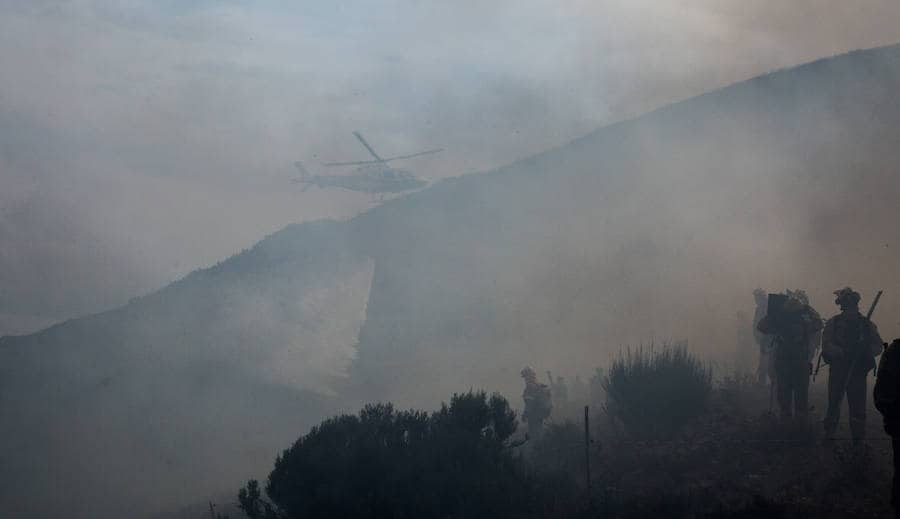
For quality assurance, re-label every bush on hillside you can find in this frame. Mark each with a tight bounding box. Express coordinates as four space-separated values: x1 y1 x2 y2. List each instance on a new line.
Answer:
238 391 539 519
603 343 712 439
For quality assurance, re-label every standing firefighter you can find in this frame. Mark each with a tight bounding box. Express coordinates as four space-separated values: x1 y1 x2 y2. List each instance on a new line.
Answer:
822 287 883 443
874 338 900 516
753 288 775 385
756 292 823 419
549 373 569 414
521 366 552 439
787 288 823 371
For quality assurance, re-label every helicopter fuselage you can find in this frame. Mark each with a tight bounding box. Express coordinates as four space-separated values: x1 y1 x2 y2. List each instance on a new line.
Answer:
309 166 427 193
295 131 439 194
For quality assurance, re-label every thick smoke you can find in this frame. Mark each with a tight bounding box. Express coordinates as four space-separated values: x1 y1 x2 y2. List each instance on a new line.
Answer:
3 2 900 518
2 1 900 336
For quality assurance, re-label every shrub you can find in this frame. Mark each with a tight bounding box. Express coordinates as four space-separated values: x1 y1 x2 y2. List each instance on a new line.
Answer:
603 342 712 439
531 421 584 471
241 390 538 519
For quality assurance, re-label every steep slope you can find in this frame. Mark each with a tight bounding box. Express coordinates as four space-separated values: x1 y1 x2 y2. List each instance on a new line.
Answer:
348 43 900 402
0 220 373 518
4 44 900 518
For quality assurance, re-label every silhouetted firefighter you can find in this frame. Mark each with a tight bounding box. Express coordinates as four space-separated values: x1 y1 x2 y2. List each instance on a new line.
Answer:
822 287 883 444
521 366 552 440
753 288 775 386
547 371 568 414
875 338 900 518
756 291 822 420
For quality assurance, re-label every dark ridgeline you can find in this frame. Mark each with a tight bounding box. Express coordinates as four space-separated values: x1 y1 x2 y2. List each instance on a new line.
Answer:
4 44 900 517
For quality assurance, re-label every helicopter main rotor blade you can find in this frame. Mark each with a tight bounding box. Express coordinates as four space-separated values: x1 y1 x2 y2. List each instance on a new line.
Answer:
353 131 384 161
381 148 444 162
322 159 383 167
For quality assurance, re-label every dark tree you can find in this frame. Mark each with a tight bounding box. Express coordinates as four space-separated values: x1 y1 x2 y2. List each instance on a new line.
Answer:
241 390 538 519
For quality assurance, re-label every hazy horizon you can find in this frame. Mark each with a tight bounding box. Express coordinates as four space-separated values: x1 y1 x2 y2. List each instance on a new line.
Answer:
7 4 900 518
4 1 900 336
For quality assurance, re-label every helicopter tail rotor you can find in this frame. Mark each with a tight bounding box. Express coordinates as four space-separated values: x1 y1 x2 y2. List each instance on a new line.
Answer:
292 162 318 191
294 161 312 180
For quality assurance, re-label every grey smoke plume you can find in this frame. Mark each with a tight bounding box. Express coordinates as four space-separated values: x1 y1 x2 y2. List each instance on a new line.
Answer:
4 3 900 518
2 1 900 335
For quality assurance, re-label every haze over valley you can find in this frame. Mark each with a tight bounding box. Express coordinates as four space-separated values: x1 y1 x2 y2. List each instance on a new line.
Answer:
3 2 900 518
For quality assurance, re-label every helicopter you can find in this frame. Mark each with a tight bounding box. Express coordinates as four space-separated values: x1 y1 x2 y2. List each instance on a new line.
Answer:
293 131 441 195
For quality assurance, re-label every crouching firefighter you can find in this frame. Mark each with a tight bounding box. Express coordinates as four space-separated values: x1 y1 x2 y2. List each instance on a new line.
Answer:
822 287 883 444
756 292 823 420
874 338 900 517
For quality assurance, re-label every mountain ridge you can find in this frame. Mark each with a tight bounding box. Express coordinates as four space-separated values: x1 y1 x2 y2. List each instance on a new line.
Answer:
4 42 900 518
4 43 899 348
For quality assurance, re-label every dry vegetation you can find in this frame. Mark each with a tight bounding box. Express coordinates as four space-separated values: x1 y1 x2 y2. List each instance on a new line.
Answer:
536 346 895 518
233 346 896 518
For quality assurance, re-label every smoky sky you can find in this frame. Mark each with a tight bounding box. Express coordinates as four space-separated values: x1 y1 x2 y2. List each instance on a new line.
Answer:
2 1 900 336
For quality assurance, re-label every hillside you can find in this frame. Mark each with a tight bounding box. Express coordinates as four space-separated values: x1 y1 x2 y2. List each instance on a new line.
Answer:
0 220 371 517
346 43 900 400
4 43 900 518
